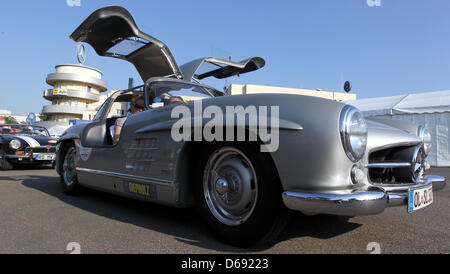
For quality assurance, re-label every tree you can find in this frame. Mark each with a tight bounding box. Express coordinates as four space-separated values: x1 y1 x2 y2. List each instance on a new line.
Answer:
4 116 18 124
38 113 49 121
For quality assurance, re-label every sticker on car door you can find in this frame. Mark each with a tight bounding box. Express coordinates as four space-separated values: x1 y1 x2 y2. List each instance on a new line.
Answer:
124 181 157 200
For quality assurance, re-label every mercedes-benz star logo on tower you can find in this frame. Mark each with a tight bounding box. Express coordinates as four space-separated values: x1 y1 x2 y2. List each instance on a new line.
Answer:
77 43 86 64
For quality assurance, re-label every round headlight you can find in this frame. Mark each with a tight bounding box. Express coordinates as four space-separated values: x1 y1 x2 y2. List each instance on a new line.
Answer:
418 125 431 156
340 105 368 162
9 139 21 150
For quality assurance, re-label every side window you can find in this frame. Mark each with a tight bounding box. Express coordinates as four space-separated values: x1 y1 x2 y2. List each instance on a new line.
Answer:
107 101 128 119
101 91 145 121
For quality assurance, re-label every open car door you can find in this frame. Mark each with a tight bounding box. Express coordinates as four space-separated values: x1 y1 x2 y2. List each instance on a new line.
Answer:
70 6 183 81
179 57 266 83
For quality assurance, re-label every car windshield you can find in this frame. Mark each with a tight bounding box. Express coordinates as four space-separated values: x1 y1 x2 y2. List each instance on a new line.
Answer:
0 125 50 137
148 81 221 108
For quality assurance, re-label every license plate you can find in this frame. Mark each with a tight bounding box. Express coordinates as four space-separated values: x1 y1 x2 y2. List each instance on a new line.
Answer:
35 153 55 161
408 184 433 213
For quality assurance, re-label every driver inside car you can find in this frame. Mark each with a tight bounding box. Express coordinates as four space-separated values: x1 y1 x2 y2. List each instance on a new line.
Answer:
112 94 145 145
159 92 184 105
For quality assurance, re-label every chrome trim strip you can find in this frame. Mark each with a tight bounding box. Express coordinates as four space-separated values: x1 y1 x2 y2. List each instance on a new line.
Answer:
368 141 422 154
366 162 411 168
75 167 173 186
127 147 159 151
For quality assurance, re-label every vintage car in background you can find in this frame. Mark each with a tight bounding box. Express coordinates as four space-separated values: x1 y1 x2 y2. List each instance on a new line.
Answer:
0 124 57 170
56 6 446 246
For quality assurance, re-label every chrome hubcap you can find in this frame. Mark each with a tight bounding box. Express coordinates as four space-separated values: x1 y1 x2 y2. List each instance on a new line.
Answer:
203 147 258 226
215 178 229 196
63 147 77 186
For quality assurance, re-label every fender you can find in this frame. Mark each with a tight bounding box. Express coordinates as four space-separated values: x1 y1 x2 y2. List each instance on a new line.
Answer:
56 134 80 175
57 133 80 145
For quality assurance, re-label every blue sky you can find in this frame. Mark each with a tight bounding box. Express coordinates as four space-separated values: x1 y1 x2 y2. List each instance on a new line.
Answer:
0 0 449 114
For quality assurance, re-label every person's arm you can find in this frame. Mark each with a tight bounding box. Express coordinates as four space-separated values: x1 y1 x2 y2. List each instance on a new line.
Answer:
113 125 122 145
113 117 126 145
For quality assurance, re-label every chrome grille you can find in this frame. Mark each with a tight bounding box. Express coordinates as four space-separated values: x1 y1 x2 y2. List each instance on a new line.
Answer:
25 146 56 153
368 145 425 185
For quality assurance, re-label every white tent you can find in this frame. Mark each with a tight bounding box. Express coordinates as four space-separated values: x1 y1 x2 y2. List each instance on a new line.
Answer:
347 90 450 167
36 121 70 138
46 125 69 137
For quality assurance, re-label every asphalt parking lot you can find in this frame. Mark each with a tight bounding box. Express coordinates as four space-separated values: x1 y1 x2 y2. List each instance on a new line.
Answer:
0 167 449 254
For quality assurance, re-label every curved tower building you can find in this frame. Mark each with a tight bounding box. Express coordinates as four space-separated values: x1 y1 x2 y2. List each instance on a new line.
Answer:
42 64 108 123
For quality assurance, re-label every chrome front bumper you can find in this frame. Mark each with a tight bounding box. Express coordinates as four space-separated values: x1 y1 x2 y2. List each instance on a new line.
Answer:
282 175 446 216
6 155 32 159
6 154 56 162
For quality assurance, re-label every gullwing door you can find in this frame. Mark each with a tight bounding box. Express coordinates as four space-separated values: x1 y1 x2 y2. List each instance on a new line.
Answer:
179 57 266 83
70 6 183 81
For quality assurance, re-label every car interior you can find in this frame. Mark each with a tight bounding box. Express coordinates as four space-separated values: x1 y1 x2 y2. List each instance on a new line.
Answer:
80 81 218 148
86 88 186 147
106 89 186 145
81 90 137 147
105 92 140 146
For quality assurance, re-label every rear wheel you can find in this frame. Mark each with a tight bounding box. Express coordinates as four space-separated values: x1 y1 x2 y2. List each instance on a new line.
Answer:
60 144 82 195
195 142 289 247
0 150 13 170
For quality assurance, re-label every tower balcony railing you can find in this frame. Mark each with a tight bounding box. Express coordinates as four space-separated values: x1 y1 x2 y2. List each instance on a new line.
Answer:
43 89 100 102
46 73 107 91
42 105 85 116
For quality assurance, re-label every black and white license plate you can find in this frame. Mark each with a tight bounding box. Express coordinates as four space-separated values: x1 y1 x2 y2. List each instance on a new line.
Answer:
35 153 55 161
408 184 433 213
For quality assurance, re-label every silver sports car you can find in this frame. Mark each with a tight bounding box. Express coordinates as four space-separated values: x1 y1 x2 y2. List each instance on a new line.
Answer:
56 6 446 246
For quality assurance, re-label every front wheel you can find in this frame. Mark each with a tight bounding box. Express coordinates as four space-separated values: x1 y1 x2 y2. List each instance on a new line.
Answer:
60 144 82 195
195 143 289 247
